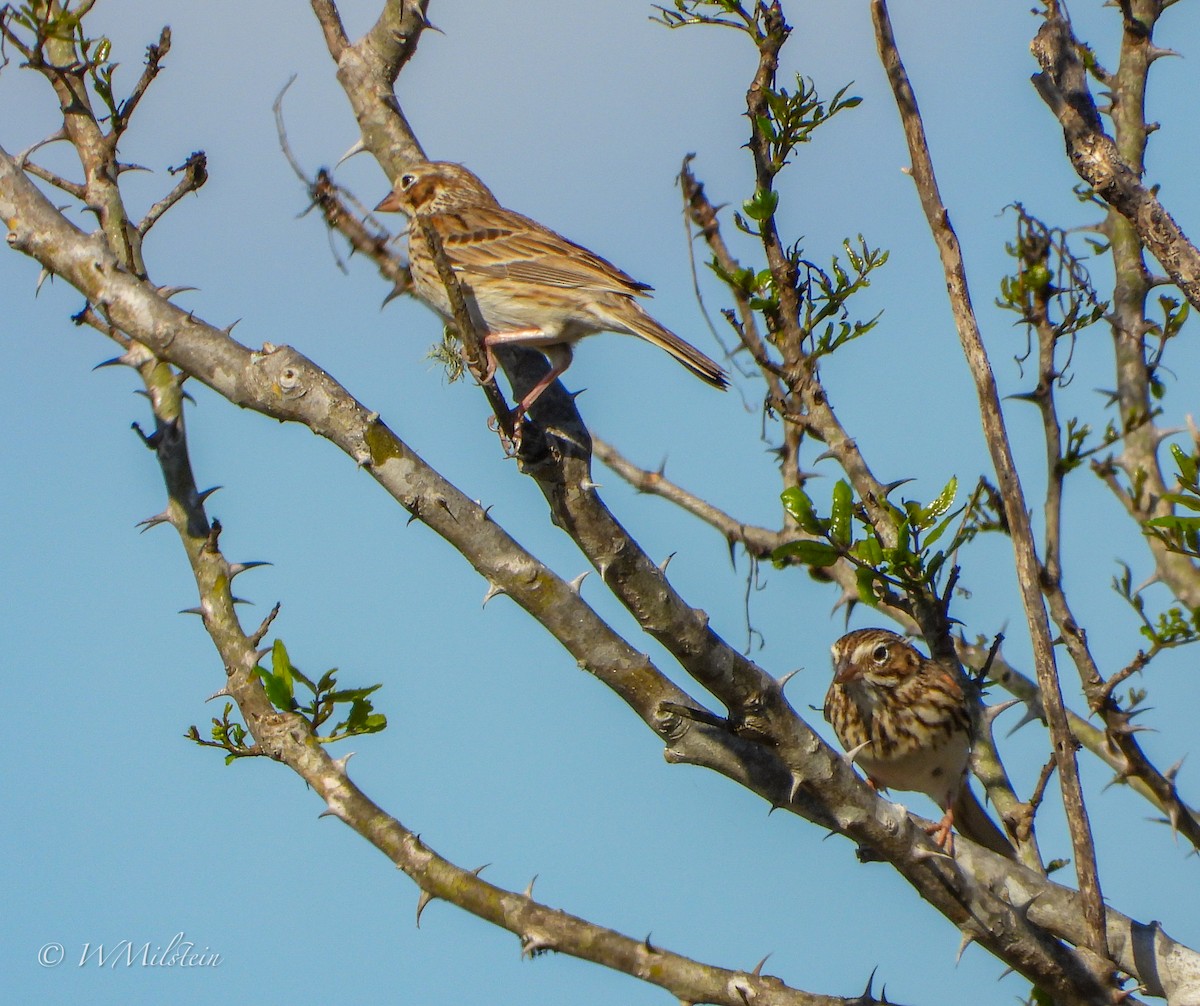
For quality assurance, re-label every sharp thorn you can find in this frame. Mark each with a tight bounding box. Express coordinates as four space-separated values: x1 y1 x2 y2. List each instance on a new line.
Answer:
567 571 589 595
659 552 676 573
381 284 408 308
955 931 975 965
415 889 436 928
137 512 172 532
157 285 198 300
229 560 272 578
912 845 954 864
335 138 367 168
861 966 879 1001
179 606 205 616
777 668 801 691
1006 704 1043 737
523 874 538 899
197 486 222 503
470 863 490 876
751 953 771 976
204 688 232 702
482 583 507 607
35 267 51 296
332 751 356 772
844 739 872 765
981 698 1021 725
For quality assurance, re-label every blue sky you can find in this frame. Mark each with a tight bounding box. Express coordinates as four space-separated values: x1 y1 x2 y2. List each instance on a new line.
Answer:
3 2 1199 1004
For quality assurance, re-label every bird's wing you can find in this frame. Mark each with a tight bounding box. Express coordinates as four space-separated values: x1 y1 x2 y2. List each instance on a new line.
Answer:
430 206 653 297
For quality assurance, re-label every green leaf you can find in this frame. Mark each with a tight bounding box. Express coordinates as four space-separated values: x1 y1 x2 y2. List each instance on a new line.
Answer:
850 535 883 565
742 187 779 222
829 480 853 546
917 476 957 530
772 540 840 567
1162 493 1200 513
855 566 879 606
270 639 294 695
923 507 962 549
1146 515 1200 530
1170 443 1198 487
780 486 823 534
253 666 296 711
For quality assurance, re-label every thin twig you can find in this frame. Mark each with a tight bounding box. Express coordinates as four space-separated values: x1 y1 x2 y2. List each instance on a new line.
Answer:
138 151 207 235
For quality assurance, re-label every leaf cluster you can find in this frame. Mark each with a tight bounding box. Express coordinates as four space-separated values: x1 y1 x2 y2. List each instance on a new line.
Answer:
1143 444 1200 561
253 639 388 743
772 475 963 607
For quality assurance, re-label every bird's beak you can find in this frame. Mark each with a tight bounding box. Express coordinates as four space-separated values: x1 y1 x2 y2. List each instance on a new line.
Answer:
374 190 403 213
833 652 860 685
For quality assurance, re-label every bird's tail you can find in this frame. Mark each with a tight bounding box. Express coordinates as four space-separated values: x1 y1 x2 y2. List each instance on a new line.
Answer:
952 785 1016 859
606 302 729 390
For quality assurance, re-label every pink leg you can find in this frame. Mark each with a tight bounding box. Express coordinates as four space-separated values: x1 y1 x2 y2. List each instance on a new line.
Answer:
927 808 956 855
475 327 544 387
514 342 573 419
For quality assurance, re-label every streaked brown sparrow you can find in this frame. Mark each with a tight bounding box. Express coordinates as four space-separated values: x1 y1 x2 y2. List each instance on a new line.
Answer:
824 628 1014 858
374 161 729 416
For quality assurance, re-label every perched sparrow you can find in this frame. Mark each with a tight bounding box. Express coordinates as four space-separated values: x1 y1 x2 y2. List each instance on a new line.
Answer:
824 628 1014 858
374 161 729 416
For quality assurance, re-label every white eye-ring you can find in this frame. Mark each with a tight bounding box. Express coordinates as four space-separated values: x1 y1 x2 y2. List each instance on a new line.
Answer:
871 644 889 663
400 173 416 189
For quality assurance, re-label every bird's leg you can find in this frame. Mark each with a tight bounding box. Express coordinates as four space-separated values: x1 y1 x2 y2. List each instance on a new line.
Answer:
478 328 550 405
927 808 956 855
503 341 573 423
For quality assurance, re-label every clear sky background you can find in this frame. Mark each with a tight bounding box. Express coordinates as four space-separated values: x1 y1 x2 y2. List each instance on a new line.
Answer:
3 2 1199 1004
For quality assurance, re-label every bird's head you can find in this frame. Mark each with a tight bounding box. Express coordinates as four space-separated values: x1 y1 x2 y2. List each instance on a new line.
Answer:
374 161 497 217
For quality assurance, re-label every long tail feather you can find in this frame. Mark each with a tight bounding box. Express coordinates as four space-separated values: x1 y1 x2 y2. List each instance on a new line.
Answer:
606 303 729 390
952 786 1016 859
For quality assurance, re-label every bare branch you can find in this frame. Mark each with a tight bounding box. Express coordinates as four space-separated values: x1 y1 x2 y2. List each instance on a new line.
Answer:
138 151 207 235
1030 7 1200 312
871 0 1110 969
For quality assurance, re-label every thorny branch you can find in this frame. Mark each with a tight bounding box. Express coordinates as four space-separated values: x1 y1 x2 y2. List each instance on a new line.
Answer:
6 0 1200 1002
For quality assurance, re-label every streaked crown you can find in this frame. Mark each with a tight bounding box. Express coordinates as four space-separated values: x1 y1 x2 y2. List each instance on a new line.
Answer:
831 628 923 688
379 161 499 217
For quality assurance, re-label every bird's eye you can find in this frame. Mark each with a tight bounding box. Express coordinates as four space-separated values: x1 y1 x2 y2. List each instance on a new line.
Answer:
871 644 889 663
400 173 416 189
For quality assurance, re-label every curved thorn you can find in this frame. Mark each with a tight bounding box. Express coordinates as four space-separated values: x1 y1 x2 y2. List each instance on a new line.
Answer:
776 668 801 691
567 571 590 595
415 889 435 928
137 512 172 532
482 583 507 607
335 138 367 168
981 698 1021 725
229 560 272 578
